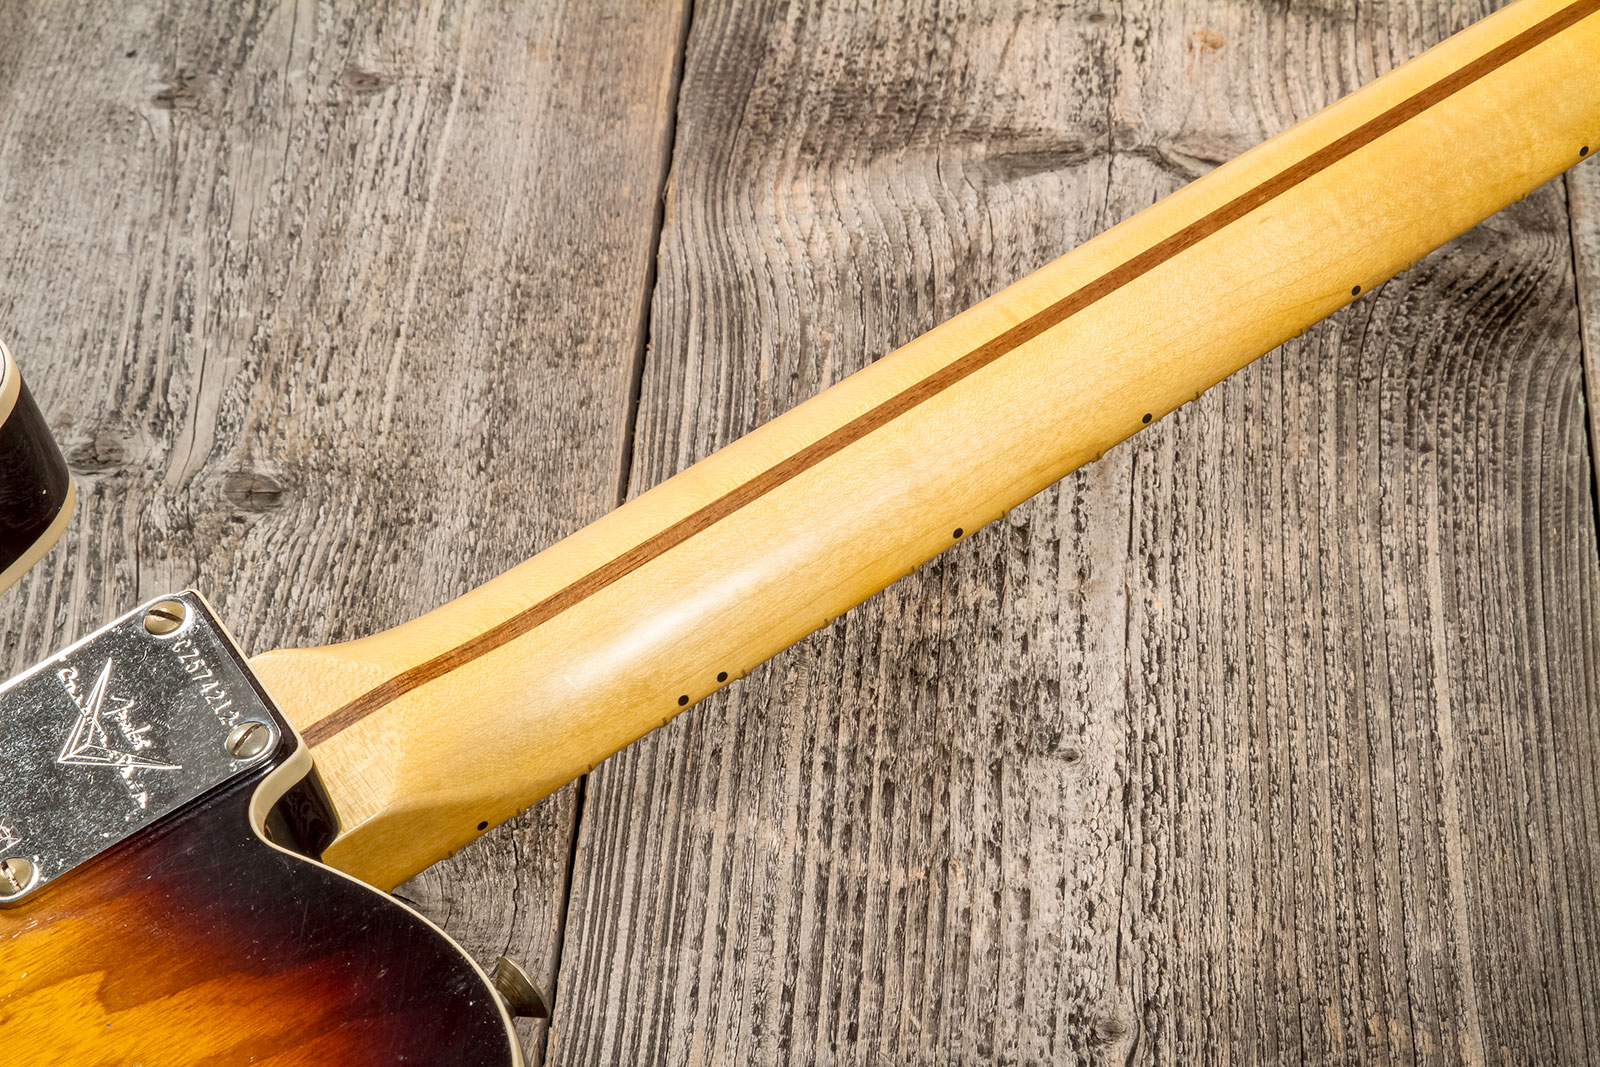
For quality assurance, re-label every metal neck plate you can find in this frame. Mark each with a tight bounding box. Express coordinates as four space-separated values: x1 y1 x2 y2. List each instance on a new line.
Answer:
0 592 286 905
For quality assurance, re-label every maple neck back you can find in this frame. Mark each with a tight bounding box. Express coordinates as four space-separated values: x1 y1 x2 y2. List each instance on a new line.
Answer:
251 0 1600 892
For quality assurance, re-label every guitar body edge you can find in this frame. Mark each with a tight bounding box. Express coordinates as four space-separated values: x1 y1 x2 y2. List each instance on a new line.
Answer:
0 341 73 594
0 741 523 1067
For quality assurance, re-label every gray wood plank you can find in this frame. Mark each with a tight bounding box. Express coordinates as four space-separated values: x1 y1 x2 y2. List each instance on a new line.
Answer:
0 2 686 1061
555 2 1600 1064
1572 161 1600 513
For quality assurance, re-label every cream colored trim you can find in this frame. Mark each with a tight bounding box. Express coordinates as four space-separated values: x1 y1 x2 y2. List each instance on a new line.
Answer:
0 341 19 425
0 480 74 595
228 589 523 1065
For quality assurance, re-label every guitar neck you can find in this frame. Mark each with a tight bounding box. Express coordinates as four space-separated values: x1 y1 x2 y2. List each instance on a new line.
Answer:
251 0 1600 891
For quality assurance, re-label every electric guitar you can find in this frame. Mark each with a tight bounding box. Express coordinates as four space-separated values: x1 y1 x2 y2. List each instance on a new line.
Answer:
3 0 1598 1062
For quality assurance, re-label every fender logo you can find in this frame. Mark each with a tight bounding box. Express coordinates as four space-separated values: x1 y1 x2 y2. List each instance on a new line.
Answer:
57 659 180 809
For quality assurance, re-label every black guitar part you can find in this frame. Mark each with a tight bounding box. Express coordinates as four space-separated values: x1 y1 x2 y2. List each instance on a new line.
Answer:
0 341 72 592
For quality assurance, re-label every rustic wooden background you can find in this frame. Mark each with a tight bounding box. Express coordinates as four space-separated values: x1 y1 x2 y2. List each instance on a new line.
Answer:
2 2 1598 1064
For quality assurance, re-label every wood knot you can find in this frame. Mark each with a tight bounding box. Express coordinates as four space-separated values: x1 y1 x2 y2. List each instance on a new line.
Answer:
65 429 132 474
151 71 200 111
222 470 288 512
341 65 393 95
1089 1010 1130 1046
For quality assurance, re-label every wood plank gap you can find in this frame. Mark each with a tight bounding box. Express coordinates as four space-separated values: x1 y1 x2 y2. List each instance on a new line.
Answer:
1567 163 1600 561
546 1 700 1051
614 0 700 511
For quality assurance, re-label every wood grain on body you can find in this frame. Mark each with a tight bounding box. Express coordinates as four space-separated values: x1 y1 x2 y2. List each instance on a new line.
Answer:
250 0 1600 898
0 3 687 1060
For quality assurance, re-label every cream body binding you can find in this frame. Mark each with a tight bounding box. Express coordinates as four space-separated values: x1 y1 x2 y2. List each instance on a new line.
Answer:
0 343 19 423
248 0 1600 891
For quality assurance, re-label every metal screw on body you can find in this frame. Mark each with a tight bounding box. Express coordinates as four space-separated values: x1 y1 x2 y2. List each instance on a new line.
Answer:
225 721 274 762
144 600 188 636
0 857 35 898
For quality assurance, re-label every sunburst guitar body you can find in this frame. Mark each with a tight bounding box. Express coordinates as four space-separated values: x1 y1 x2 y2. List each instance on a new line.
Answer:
0 593 522 1065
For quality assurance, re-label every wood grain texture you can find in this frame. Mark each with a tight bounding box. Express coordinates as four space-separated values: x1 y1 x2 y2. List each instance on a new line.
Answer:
0 2 685 1062
553 2 1600 1065
1572 161 1600 508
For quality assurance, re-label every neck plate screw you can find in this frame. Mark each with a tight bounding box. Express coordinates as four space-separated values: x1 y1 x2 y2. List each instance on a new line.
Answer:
225 721 274 762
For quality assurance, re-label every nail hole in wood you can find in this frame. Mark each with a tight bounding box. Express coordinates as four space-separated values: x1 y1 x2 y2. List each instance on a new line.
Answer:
477 821 488 831
717 671 728 683
1141 412 1152 424
678 694 689 706
1351 284 1362 296
952 528 964 539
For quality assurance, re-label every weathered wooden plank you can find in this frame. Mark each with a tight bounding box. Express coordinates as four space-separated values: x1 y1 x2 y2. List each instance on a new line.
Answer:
555 2 1600 1064
1572 162 1600 511
0 2 685 1061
